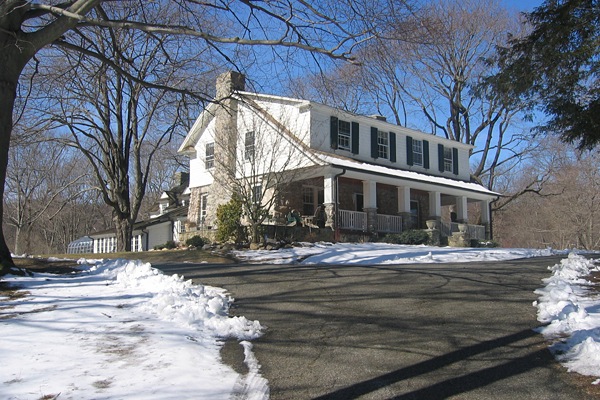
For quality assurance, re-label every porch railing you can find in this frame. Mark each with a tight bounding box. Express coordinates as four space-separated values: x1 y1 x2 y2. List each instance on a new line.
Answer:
377 214 403 233
338 210 367 231
441 222 486 240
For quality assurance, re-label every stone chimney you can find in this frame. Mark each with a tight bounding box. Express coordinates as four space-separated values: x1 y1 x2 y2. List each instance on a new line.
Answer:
216 71 245 100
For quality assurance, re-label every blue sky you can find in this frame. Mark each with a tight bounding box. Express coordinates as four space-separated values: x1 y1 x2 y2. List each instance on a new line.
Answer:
502 0 544 12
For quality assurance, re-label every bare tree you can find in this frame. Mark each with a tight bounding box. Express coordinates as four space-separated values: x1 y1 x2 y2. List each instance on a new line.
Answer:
0 0 371 273
494 138 600 250
3 138 88 254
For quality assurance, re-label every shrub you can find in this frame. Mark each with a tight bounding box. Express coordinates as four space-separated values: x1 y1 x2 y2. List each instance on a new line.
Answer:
165 240 177 249
185 235 207 248
384 230 430 245
216 194 246 243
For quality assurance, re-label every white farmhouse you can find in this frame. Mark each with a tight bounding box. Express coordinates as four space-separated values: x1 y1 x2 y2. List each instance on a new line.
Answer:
179 71 498 244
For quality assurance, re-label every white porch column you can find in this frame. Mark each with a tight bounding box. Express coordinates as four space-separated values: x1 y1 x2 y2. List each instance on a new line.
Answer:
324 174 335 229
397 186 411 214
428 191 441 219
398 186 412 230
456 196 468 223
363 180 377 209
480 200 490 224
480 199 491 240
324 174 335 204
363 180 377 233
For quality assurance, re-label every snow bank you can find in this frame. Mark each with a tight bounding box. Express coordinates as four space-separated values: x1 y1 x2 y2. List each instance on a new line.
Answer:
0 258 266 400
534 253 600 383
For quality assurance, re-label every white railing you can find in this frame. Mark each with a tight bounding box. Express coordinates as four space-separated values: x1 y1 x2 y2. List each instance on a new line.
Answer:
440 221 486 240
338 210 367 231
377 214 403 233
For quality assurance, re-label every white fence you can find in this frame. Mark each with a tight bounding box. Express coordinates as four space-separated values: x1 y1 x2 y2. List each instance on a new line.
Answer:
377 214 403 233
338 210 367 231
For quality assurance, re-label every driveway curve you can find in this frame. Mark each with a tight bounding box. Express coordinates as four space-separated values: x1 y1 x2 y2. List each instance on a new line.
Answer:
155 256 599 400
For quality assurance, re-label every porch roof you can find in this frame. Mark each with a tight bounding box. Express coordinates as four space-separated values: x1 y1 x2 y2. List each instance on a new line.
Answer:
315 153 499 200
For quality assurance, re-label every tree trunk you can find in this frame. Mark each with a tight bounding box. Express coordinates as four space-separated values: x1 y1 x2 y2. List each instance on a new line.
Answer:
0 77 18 274
114 216 133 252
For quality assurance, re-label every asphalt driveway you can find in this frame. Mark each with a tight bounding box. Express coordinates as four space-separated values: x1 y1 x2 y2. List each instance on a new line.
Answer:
155 256 599 399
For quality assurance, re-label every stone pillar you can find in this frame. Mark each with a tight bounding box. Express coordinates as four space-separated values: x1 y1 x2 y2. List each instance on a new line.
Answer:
363 180 377 233
324 203 335 230
397 186 412 230
456 196 468 223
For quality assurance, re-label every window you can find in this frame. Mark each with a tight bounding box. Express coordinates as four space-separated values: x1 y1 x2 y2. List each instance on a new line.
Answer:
377 130 389 159
252 185 262 204
413 140 423 166
302 186 314 215
200 194 208 223
205 142 214 169
338 120 351 151
444 147 453 172
244 131 255 161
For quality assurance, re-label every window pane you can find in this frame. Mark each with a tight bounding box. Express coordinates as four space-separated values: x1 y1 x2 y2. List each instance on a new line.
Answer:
338 120 351 150
205 142 215 169
378 131 388 159
444 147 452 172
245 131 255 161
413 140 423 166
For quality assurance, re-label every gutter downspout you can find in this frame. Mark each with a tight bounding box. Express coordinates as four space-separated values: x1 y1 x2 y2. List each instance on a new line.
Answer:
333 168 346 242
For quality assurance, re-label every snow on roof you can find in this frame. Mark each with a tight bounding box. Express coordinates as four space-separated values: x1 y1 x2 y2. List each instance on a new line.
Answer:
315 152 499 198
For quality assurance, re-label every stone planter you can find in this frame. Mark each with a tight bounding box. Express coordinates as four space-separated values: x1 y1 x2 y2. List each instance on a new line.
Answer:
458 223 468 233
426 219 438 230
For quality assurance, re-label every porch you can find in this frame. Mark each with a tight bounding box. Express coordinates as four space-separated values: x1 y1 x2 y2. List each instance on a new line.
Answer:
281 168 495 242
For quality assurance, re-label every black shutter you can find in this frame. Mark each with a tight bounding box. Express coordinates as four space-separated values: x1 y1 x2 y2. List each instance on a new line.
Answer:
423 140 430 169
406 136 413 166
389 132 396 162
371 127 378 158
438 144 445 172
453 147 459 175
351 122 360 154
330 116 338 149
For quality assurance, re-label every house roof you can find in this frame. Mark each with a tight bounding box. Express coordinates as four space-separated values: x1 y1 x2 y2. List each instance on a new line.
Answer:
89 206 188 238
313 151 498 199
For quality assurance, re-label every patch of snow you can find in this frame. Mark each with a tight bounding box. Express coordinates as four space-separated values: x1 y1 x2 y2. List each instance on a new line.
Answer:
534 253 600 381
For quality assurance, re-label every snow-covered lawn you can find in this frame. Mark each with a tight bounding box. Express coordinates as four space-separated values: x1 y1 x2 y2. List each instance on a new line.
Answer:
1 258 266 400
1 243 599 399
233 242 561 264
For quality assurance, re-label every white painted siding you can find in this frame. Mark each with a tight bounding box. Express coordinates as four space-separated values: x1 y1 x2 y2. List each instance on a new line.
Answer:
308 105 473 182
189 118 216 188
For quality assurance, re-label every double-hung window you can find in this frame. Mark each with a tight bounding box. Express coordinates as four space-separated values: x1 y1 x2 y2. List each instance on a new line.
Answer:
444 147 453 172
377 130 389 159
338 120 351 151
244 131 255 161
205 142 215 169
413 140 423 166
